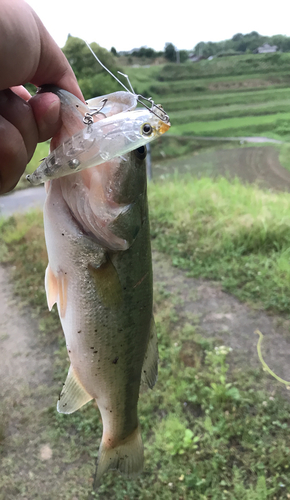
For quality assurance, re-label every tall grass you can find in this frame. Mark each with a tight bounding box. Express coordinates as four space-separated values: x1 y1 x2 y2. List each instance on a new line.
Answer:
1 208 290 499
149 175 290 312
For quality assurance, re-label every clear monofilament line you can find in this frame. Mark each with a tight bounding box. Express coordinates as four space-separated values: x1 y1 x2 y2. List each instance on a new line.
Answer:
84 41 170 124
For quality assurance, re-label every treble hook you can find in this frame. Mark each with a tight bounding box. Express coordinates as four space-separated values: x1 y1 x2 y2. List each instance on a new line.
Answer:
83 98 108 125
117 71 170 123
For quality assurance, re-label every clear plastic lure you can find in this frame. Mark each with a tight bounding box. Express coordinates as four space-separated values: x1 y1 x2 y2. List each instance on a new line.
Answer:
26 108 170 186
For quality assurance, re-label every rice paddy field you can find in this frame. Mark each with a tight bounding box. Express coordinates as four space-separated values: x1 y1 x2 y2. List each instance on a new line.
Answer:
126 52 290 142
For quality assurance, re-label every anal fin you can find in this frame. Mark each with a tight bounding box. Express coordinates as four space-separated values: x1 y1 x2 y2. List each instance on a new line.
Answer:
57 365 93 414
141 316 158 389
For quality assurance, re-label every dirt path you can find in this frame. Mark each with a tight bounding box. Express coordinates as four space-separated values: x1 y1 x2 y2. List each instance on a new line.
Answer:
153 252 290 391
0 186 46 218
0 265 58 500
0 266 53 392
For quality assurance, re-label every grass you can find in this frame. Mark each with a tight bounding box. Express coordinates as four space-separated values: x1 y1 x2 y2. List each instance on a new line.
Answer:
1 176 290 497
15 142 50 190
170 101 290 126
279 144 290 173
169 112 290 139
157 53 290 80
149 175 290 314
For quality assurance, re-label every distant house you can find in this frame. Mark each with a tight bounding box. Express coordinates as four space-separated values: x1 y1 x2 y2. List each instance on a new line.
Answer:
189 54 204 62
254 43 278 54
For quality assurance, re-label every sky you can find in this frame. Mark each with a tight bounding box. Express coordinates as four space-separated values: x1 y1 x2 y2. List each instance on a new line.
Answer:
26 0 290 53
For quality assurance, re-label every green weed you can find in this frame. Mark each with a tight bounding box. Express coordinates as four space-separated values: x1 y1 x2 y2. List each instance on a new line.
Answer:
1 210 290 498
149 175 290 313
279 143 290 173
14 142 50 190
169 111 290 140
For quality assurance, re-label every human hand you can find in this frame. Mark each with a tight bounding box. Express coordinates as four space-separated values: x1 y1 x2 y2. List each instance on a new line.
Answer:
0 0 84 194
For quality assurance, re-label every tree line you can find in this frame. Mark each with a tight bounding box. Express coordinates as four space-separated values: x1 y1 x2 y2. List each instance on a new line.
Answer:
61 38 188 98
193 32 290 58
59 34 290 100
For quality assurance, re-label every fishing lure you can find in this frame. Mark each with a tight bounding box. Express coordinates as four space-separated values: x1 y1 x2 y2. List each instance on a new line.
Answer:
26 106 170 185
26 45 170 186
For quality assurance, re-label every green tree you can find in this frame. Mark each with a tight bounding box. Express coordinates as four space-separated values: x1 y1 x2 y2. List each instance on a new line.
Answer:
164 42 176 62
62 36 121 99
179 50 188 62
232 33 243 42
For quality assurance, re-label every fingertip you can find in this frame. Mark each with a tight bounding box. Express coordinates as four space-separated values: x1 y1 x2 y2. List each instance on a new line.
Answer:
10 85 32 101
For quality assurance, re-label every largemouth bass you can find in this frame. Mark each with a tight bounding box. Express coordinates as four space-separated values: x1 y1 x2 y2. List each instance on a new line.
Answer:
43 87 170 483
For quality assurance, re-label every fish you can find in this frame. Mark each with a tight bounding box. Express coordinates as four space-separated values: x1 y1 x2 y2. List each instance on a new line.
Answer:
26 88 169 185
42 86 170 484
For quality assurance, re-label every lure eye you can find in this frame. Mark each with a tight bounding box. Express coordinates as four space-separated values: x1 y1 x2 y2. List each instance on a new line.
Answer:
142 123 153 136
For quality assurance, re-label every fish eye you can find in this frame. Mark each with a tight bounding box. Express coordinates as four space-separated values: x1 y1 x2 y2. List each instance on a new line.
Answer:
142 123 153 136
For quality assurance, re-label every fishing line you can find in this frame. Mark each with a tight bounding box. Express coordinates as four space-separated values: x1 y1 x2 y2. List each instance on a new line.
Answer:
84 41 170 124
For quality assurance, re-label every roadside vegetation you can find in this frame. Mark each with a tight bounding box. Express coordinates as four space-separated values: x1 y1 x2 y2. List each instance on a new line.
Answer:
1 173 290 498
149 175 290 314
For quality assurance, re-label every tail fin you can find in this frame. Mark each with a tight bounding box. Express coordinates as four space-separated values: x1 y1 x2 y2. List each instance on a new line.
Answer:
93 425 144 487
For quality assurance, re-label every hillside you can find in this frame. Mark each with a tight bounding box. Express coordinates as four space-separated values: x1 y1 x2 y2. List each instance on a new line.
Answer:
125 53 290 143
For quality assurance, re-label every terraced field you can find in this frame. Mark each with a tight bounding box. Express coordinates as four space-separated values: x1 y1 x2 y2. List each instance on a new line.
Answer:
126 53 290 143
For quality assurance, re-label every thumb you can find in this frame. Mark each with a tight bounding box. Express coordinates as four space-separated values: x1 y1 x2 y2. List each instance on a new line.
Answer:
29 92 61 143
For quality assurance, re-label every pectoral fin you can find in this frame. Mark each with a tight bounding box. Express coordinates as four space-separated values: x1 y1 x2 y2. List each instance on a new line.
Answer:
45 264 68 318
45 264 58 311
141 316 158 389
57 365 93 414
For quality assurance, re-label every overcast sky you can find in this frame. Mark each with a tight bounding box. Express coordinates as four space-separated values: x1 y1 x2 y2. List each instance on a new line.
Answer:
26 0 290 52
